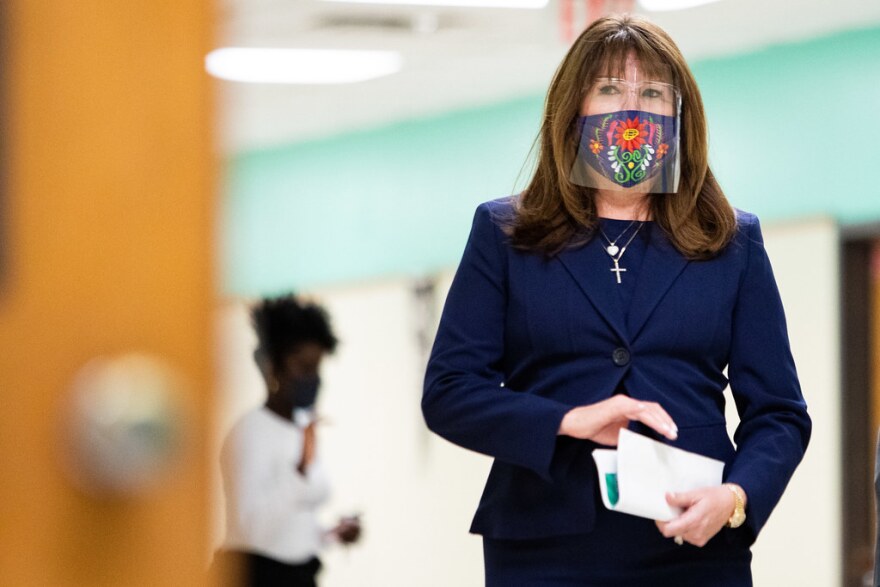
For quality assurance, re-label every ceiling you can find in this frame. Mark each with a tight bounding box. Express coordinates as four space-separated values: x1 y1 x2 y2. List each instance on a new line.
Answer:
213 0 880 153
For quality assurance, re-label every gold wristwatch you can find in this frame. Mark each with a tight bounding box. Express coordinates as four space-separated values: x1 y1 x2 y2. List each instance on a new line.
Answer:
724 483 746 528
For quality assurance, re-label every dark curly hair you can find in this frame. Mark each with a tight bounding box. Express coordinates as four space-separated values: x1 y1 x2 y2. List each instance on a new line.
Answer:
250 293 338 370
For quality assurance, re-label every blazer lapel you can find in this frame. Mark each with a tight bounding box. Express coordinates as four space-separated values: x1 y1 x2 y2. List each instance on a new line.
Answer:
627 226 689 341
557 237 628 343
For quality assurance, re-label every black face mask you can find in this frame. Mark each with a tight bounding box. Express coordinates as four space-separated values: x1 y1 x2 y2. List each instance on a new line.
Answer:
279 375 320 409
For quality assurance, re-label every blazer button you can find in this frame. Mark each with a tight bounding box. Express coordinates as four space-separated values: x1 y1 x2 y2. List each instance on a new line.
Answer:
612 348 630 366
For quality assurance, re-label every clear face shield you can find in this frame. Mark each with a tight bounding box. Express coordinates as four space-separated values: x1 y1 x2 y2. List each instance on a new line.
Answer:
570 75 683 194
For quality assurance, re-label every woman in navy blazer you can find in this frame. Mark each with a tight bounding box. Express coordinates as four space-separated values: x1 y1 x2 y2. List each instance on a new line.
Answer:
422 14 810 587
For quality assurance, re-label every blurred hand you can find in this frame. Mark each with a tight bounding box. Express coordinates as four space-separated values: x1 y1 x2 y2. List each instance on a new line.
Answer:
558 395 677 445
297 422 316 475
330 515 361 545
655 485 742 547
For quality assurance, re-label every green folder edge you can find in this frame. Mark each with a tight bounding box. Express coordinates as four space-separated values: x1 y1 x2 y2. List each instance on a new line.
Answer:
605 473 619 506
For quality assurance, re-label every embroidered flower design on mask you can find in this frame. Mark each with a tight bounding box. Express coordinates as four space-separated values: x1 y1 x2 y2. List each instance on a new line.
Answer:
575 110 677 190
613 116 648 153
657 143 669 160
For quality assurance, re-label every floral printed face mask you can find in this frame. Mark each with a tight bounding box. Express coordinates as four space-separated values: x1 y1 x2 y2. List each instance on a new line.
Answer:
572 110 679 193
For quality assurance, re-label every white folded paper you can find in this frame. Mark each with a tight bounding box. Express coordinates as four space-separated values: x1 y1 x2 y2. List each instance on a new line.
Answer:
592 428 725 521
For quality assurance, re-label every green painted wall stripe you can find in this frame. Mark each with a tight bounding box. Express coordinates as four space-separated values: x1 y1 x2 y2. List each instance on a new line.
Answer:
694 25 880 225
224 97 544 294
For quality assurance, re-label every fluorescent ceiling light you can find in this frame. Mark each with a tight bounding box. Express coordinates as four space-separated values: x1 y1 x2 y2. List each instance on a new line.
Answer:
639 0 721 10
321 0 547 8
205 48 403 84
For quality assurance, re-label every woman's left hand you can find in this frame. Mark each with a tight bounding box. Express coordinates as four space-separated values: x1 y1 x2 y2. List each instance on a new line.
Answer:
655 486 737 547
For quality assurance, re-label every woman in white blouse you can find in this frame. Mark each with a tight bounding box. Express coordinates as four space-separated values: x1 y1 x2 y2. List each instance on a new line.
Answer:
217 294 360 587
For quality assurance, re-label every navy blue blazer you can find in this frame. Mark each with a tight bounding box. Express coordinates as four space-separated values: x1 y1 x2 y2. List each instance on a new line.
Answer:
422 197 811 547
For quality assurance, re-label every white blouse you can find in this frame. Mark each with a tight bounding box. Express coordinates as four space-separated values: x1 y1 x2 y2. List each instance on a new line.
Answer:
220 406 331 564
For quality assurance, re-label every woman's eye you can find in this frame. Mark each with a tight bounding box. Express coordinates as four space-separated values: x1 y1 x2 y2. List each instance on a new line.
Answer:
642 85 675 101
597 85 621 95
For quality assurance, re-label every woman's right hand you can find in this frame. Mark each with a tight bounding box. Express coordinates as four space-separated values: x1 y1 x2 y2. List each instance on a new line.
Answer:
558 395 677 445
296 422 316 475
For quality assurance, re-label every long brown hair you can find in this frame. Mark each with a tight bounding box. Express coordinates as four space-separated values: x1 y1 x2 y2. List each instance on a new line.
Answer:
508 14 736 259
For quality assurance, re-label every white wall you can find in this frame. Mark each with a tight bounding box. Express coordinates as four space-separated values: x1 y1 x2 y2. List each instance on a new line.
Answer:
213 218 841 586
741 217 841 586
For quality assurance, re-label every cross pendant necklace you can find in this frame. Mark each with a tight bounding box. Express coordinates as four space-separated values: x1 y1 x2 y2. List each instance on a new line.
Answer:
599 221 645 284
610 258 626 284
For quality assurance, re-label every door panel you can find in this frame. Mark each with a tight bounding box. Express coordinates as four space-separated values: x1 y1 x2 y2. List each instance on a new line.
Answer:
0 2 215 585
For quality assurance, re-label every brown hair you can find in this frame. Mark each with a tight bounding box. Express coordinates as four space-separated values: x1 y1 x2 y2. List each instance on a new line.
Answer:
507 14 736 259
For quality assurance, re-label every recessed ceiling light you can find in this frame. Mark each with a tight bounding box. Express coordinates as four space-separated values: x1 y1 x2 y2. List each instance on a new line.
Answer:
205 48 403 85
322 0 548 8
639 0 722 10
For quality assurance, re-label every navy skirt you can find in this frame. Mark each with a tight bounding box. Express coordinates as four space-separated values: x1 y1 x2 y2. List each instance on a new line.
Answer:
483 499 752 587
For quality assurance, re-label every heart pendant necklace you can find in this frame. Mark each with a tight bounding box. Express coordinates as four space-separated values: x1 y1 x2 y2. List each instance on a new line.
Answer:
599 219 637 258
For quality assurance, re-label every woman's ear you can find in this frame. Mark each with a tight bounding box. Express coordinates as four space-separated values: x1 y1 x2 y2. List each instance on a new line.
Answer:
267 376 280 393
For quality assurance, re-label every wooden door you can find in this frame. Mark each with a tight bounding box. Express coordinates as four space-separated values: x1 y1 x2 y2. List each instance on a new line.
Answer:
841 229 880 586
0 2 217 585
871 241 880 440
